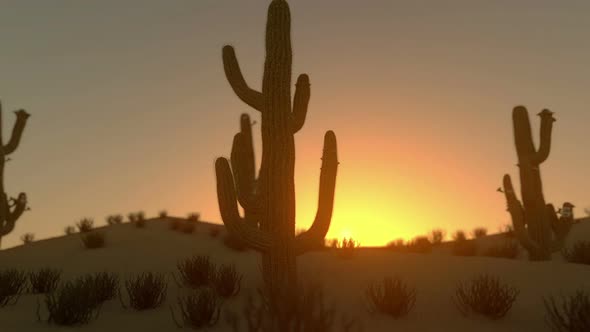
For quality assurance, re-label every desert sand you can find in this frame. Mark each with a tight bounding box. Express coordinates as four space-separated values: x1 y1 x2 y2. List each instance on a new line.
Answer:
0 216 589 332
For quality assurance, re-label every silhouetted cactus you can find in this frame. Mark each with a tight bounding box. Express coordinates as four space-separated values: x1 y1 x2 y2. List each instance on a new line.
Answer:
0 105 30 248
502 106 573 260
216 0 339 302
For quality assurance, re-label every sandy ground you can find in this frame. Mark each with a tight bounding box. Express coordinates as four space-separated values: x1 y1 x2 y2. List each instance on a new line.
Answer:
0 217 589 331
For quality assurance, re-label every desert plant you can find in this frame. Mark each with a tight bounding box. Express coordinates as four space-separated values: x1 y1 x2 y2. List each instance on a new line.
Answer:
215 0 339 307
0 269 27 307
169 218 182 230
501 224 515 238
127 212 137 223
544 290 590 332
159 210 168 218
106 214 123 225
176 256 216 289
171 288 221 329
501 107 573 260
335 238 360 259
121 272 167 311
484 240 520 259
28 268 62 294
452 230 468 242
386 239 406 252
187 213 200 222
365 276 416 318
20 232 34 244
89 272 119 304
0 107 30 249
406 236 432 253
39 276 101 325
182 220 196 234
212 264 242 298
562 241 590 265
81 232 105 249
64 225 76 235
453 274 519 319
135 211 146 228
76 218 94 233
472 227 488 239
429 229 446 245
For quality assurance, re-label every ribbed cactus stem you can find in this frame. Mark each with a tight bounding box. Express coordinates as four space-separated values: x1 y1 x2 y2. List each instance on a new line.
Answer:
502 106 570 260
216 0 339 297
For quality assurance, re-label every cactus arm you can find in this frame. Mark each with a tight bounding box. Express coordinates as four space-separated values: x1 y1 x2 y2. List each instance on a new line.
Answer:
546 204 571 252
503 174 539 253
4 110 30 155
291 74 310 133
533 109 555 165
512 106 536 160
295 131 338 253
216 158 271 251
222 46 264 112
230 114 259 211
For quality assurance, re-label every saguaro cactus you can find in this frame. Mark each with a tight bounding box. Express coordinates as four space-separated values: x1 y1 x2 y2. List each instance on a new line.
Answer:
0 103 30 248
502 106 571 260
216 0 339 298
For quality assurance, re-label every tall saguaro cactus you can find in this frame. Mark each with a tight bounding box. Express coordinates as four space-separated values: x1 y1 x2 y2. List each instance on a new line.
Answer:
216 0 339 298
502 106 571 260
0 103 30 248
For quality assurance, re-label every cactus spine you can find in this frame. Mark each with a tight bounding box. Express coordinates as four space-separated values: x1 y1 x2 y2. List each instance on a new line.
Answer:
0 103 30 248
216 0 339 297
502 106 571 260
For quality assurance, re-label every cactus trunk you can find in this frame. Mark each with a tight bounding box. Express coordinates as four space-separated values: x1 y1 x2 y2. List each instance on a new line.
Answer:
216 0 338 301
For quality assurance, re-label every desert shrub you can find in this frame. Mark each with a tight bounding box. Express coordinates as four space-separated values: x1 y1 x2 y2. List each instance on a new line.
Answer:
29 268 62 294
122 272 167 310
484 240 520 259
544 290 590 332
170 219 182 230
176 256 216 289
452 230 468 242
562 241 590 265
171 288 221 329
76 218 94 233
472 227 488 239
212 264 242 298
134 211 146 228
429 229 446 245
226 281 361 332
64 225 76 235
81 232 105 249
20 232 35 244
89 272 119 304
40 278 100 325
187 213 201 222
0 269 27 307
365 276 416 318
127 212 137 223
209 226 221 238
182 220 196 234
452 239 478 257
335 238 360 259
159 210 168 218
453 274 519 319
106 214 123 225
386 239 406 252
223 235 249 252
406 236 432 253
501 224 515 238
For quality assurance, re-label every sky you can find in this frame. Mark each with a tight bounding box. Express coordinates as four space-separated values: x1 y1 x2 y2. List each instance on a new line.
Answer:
0 0 588 249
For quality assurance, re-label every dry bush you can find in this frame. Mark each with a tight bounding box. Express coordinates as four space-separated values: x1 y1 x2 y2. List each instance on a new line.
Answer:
0 269 27 307
176 256 216 289
472 227 488 239
182 220 196 234
89 272 119 304
106 214 123 226
335 238 360 259
484 240 520 259
223 235 249 252
429 229 446 245
81 232 105 249
64 226 76 235
171 288 221 329
20 233 35 244
121 272 167 311
453 274 519 319
544 290 590 332
29 268 62 294
562 241 590 265
76 218 94 233
187 213 201 222
212 264 242 298
39 276 101 326
452 230 468 242
406 236 432 253
501 224 515 238
386 239 406 252
127 212 137 223
159 210 168 218
365 276 416 318
226 281 361 332
135 211 146 228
